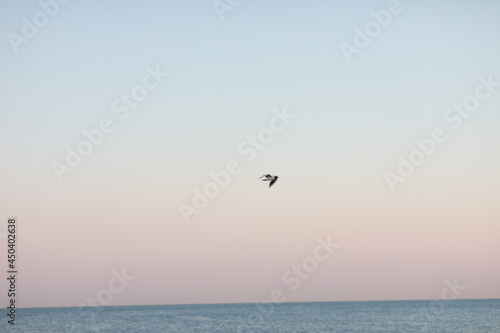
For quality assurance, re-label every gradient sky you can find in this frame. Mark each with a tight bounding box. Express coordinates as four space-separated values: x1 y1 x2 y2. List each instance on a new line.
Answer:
1 0 499 308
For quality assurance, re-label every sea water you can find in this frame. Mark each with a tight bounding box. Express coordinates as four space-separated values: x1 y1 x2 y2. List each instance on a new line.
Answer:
1 299 499 332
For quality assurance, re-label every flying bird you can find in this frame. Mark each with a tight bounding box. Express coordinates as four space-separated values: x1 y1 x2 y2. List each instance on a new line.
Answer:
258 174 279 188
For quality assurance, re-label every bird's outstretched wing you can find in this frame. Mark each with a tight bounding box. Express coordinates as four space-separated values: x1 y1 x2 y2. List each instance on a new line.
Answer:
258 174 271 180
269 178 278 188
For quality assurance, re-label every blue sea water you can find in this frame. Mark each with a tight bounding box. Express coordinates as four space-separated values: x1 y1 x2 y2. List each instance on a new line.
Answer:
1 299 499 333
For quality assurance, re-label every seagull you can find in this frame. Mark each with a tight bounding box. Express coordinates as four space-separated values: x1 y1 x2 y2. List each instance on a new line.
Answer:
258 174 279 188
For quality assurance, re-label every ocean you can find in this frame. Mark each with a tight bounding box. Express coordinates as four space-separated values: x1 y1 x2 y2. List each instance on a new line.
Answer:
1 299 499 332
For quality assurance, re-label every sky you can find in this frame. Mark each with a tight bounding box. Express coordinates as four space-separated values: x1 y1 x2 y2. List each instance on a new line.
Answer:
0 0 499 309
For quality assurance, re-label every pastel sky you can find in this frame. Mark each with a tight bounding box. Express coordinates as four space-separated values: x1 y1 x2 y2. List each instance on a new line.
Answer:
0 0 499 308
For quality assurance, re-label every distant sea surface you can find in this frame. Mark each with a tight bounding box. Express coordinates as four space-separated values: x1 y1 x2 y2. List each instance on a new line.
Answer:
1 299 499 332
